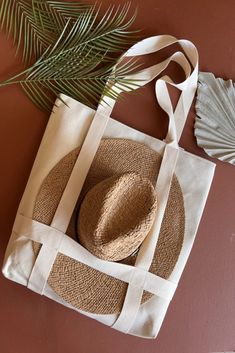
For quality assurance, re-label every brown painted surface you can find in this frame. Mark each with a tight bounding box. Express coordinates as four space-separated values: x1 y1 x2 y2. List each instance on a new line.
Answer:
0 1 235 352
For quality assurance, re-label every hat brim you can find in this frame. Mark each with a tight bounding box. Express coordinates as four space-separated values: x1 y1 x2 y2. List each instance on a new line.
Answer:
33 139 185 314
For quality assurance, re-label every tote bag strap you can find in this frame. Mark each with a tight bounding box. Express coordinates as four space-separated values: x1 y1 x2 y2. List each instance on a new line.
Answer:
120 36 198 145
111 38 199 333
50 35 199 232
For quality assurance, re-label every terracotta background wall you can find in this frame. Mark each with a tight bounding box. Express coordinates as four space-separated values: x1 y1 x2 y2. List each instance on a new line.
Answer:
0 1 235 353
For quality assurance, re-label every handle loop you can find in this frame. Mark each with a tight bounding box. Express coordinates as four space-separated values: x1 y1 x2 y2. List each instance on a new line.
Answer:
100 35 198 145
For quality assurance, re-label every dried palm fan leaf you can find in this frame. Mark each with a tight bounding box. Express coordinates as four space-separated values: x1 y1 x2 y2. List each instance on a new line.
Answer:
195 72 235 164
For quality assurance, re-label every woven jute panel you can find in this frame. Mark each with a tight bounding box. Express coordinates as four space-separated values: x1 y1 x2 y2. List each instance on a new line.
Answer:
33 138 185 315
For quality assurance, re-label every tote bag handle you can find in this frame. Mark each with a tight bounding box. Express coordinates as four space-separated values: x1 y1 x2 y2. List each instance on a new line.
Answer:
100 34 198 145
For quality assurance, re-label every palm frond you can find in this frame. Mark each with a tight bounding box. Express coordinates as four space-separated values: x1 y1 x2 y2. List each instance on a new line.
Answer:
72 3 139 54
0 0 138 64
0 0 92 63
0 1 140 111
46 1 93 21
0 17 140 112
31 0 92 34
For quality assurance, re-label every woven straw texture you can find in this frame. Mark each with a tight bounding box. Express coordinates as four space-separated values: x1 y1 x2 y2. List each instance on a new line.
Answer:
78 172 158 261
33 139 185 315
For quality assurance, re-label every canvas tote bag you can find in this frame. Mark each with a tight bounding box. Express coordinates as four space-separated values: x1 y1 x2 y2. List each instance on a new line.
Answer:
2 35 215 339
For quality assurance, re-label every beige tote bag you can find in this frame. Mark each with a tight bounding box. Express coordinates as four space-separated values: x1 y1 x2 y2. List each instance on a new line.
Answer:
2 35 215 339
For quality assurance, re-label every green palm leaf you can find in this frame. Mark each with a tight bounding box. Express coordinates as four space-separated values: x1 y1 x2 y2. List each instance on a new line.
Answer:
0 0 92 63
0 0 138 64
0 16 140 112
0 1 140 111
31 0 93 35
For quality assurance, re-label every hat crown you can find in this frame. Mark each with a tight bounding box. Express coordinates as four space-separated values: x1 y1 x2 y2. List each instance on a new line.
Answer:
78 172 158 261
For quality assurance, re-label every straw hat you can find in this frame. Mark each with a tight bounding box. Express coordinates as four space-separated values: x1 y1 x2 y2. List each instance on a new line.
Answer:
33 138 185 314
78 172 158 261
